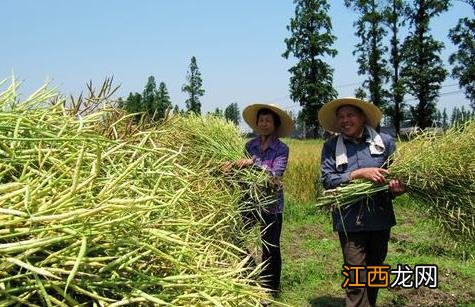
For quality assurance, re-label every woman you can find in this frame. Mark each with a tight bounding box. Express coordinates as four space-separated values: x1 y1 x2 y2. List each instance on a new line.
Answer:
229 103 293 298
318 98 405 307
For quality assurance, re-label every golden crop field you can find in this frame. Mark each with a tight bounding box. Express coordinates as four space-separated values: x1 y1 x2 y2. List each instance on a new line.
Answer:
282 138 324 204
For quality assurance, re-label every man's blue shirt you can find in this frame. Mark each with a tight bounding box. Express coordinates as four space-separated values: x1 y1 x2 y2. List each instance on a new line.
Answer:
320 130 397 232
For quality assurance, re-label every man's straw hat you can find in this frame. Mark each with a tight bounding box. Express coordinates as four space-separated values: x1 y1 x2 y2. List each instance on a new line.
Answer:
317 97 383 133
243 103 294 137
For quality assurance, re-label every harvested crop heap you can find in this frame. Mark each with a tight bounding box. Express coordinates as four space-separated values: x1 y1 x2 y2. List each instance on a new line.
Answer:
0 79 270 306
317 121 475 242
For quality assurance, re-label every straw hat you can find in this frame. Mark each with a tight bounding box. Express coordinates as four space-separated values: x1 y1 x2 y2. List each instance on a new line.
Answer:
317 97 383 133
243 103 294 137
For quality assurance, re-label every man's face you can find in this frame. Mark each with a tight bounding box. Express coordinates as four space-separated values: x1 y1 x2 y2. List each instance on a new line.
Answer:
336 106 366 138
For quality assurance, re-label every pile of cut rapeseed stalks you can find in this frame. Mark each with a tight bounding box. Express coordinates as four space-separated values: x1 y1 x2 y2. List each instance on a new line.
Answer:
0 78 274 306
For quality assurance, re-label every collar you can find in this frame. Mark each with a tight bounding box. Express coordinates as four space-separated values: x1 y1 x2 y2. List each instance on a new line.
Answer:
341 127 369 144
249 136 280 151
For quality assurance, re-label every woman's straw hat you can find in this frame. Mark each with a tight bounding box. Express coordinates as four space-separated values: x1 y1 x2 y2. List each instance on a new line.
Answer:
317 97 383 133
243 103 294 137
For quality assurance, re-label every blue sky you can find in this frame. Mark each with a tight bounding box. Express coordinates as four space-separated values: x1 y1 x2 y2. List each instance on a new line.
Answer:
2 0 473 126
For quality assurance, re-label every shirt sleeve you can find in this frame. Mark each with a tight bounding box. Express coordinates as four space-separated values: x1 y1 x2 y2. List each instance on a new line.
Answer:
320 140 352 189
252 144 289 177
245 140 252 156
269 145 289 177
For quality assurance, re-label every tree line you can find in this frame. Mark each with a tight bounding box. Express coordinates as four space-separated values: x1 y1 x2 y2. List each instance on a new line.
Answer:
284 0 475 137
118 56 241 125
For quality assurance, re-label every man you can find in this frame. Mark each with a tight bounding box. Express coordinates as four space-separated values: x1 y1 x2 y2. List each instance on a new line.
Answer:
319 97 405 307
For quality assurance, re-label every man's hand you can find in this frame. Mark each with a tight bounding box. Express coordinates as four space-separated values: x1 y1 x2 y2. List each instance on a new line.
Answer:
351 167 389 184
389 179 406 195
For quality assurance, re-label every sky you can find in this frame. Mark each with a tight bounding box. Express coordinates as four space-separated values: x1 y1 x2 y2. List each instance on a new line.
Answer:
2 0 473 130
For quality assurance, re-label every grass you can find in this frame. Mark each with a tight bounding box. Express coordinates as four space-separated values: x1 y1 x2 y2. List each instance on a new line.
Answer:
278 197 475 306
277 139 475 306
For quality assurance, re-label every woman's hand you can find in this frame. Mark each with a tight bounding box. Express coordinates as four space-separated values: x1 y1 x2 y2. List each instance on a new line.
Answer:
220 162 233 173
234 158 254 168
269 176 283 189
220 159 253 173
389 179 406 195
351 167 389 184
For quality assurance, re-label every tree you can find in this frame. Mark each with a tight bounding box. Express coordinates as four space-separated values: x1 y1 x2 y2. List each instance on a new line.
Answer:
142 76 158 120
293 110 307 138
449 0 475 110
213 107 224 118
461 105 469 122
156 82 172 120
173 105 180 114
451 106 461 126
449 106 473 126
435 109 442 126
119 76 170 121
224 103 240 125
182 56 205 114
283 0 338 137
354 87 367 100
124 92 143 121
442 107 448 129
401 0 450 129
383 0 407 136
117 97 125 109
345 0 390 109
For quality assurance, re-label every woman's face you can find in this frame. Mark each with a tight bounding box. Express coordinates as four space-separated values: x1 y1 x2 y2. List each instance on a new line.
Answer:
257 113 276 136
336 106 366 138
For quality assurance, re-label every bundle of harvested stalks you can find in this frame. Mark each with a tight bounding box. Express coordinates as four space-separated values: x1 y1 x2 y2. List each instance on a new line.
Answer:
159 114 272 209
316 122 475 241
0 78 274 306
